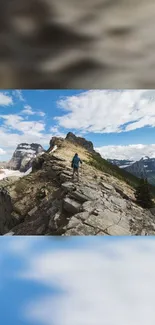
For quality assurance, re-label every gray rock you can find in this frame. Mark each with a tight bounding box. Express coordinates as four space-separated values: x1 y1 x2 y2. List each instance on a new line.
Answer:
69 191 89 203
72 211 90 221
28 206 38 217
106 224 131 235
150 208 155 216
82 200 96 213
80 186 102 201
109 196 127 210
100 182 115 192
86 209 122 232
47 205 59 217
63 197 81 214
36 224 46 235
66 216 81 229
114 185 131 200
60 173 72 182
64 224 96 236
86 214 114 231
61 182 76 192
11 211 23 225
48 217 58 231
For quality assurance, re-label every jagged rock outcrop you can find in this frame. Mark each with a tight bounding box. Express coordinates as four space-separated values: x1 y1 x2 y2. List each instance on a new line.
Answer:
3 145 155 236
66 132 94 153
49 137 64 152
7 143 45 172
0 187 14 235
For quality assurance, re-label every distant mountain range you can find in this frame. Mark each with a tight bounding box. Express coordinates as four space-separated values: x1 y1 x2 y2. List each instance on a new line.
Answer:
108 156 155 185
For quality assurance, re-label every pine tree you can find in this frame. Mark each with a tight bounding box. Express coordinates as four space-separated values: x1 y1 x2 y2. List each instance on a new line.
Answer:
135 178 154 209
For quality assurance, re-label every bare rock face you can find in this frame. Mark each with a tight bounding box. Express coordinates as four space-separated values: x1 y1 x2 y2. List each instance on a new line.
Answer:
66 132 94 152
0 188 14 235
7 143 45 172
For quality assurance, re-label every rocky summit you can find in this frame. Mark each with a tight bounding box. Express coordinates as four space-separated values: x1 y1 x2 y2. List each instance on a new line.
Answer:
1 133 155 236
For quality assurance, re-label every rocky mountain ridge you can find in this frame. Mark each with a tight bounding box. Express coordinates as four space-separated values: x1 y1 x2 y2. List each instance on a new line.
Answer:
1 133 155 236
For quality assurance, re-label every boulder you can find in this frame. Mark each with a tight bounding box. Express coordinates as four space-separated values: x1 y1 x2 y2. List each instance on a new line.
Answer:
100 182 115 192
61 182 76 192
69 191 89 203
109 196 127 210
63 197 81 214
80 186 102 201
60 173 72 182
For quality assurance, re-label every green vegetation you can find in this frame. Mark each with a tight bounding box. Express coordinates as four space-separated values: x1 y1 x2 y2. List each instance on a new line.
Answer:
87 153 155 197
135 178 154 208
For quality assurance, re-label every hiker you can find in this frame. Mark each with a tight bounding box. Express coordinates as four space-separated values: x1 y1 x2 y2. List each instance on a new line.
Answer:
71 153 82 180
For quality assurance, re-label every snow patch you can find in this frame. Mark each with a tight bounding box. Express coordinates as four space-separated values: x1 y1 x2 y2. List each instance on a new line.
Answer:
120 164 131 168
16 149 36 154
51 145 58 153
0 166 32 180
0 169 24 180
24 167 32 176
37 152 44 156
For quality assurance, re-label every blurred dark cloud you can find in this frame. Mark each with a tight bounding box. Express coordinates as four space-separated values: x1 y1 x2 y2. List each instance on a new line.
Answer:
0 0 155 88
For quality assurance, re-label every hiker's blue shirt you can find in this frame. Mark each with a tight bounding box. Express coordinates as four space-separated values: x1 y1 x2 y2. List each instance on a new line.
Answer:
72 156 82 168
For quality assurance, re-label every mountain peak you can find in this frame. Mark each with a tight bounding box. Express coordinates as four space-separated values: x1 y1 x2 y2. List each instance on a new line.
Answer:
7 143 45 172
141 156 150 161
65 132 94 152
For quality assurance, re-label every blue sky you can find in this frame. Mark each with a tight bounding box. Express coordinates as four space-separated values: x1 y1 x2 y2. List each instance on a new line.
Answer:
1 236 155 325
0 89 155 161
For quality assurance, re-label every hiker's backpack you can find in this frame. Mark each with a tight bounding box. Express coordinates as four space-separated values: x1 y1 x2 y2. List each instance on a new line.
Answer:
72 156 80 168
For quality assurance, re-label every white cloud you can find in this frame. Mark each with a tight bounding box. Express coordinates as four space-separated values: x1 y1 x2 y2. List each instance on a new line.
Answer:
50 126 66 138
0 114 45 135
13 90 25 102
0 92 13 106
0 148 6 155
11 238 155 325
21 105 35 115
37 111 46 117
96 144 155 161
0 113 52 160
56 90 155 133
21 106 45 117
